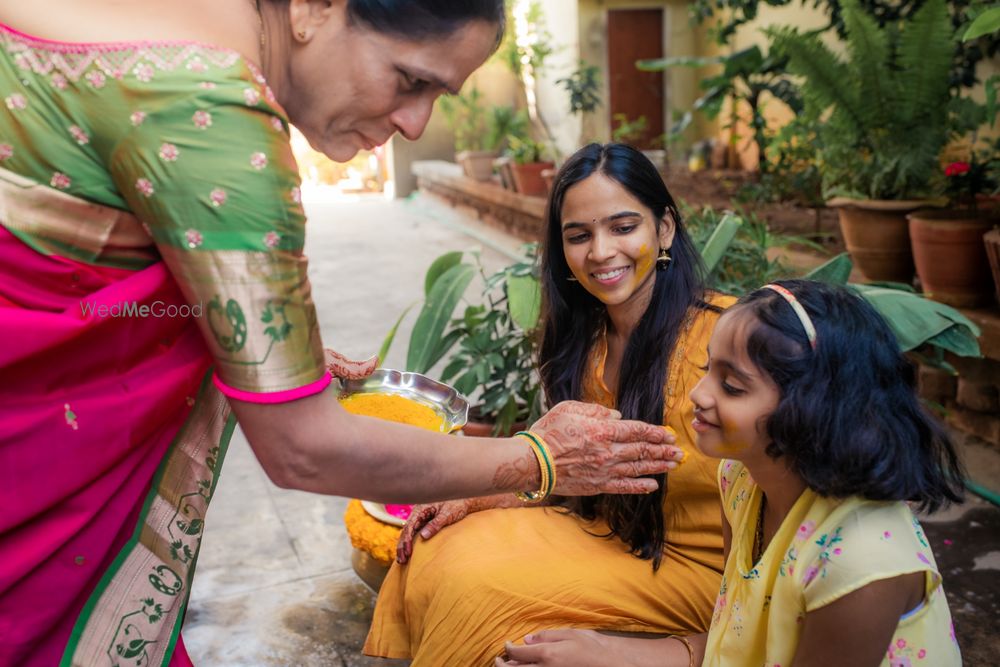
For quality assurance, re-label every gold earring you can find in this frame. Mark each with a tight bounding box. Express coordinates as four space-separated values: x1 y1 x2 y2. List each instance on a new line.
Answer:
297 29 307 40
656 247 671 271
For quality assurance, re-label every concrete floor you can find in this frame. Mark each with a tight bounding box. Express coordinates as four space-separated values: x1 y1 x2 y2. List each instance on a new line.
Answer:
184 191 1000 665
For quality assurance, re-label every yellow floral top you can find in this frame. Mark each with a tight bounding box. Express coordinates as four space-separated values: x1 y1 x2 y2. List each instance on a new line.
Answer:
703 460 962 667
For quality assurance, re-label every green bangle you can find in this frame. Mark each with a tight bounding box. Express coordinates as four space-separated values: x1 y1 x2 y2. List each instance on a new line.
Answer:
513 430 555 502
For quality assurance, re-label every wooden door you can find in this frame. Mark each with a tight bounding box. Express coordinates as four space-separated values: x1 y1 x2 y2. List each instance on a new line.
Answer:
607 8 664 149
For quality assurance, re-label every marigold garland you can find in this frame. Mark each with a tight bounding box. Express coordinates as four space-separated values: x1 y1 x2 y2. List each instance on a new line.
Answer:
344 499 401 567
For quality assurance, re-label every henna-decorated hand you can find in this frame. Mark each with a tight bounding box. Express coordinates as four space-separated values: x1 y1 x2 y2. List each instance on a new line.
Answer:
395 495 519 564
324 348 378 381
528 401 684 496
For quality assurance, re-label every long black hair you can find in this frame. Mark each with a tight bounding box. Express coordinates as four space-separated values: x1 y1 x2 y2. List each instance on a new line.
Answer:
539 143 713 570
345 0 506 47
734 280 965 513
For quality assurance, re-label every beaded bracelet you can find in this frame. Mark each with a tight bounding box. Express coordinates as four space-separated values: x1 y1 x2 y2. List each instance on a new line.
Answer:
513 430 555 503
667 635 694 667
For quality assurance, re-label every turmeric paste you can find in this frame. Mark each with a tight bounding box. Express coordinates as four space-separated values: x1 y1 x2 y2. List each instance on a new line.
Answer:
339 392 446 432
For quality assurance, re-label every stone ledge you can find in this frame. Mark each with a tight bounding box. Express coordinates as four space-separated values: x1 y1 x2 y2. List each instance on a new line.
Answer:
412 160 546 241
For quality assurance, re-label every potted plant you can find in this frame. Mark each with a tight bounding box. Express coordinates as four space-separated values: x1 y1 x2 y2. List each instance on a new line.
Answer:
909 150 1000 307
379 246 543 437
439 88 521 182
771 0 954 283
507 134 554 198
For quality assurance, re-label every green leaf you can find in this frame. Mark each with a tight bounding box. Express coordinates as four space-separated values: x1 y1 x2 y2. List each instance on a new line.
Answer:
848 285 982 355
507 274 542 331
699 212 743 274
804 253 853 285
424 251 464 298
377 302 417 365
963 7 1000 42
425 328 465 372
636 55 721 71
407 263 475 373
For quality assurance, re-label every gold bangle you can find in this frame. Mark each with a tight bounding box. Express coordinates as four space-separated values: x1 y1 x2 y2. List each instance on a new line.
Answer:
513 431 555 503
667 635 694 667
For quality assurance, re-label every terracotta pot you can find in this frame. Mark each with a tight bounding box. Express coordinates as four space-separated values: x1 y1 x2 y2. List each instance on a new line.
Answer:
828 198 939 284
982 227 1000 306
456 150 498 182
540 167 556 196
510 161 555 198
908 209 998 308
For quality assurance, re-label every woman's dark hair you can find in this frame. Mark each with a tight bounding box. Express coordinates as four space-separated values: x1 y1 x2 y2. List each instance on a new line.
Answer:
346 1 506 47
733 279 965 513
539 143 714 570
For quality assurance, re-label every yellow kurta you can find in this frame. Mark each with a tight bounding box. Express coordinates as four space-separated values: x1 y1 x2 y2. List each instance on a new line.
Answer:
703 461 962 667
364 295 735 666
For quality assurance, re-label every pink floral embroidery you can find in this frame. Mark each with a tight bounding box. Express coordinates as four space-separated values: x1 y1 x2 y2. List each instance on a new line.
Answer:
883 530 892 539
187 58 208 74
85 70 106 89
13 53 29 70
134 63 155 83
192 110 212 129
209 188 227 207
130 111 147 127
263 85 276 104
199 81 217 90
270 117 284 132
802 564 820 586
291 186 302 204
158 143 180 162
69 125 89 146
51 73 68 90
897 639 906 649
109 68 125 80
185 229 203 248
250 152 268 170
916 552 931 566
0 144 12 161
796 520 817 541
243 88 261 106
5 93 27 110
135 178 155 197
263 231 281 248
64 403 79 430
50 172 71 190
917 649 926 659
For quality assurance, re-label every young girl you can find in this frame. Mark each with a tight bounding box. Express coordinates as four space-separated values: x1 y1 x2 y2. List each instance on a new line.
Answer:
500 279 964 667
365 143 734 665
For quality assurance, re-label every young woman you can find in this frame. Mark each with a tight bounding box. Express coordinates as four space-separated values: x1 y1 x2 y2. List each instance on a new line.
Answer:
501 280 964 667
365 143 735 666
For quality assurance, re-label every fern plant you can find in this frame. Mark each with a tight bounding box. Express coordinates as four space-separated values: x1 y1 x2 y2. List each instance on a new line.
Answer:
769 0 954 200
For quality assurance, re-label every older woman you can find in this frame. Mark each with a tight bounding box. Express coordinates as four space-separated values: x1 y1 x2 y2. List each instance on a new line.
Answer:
0 3 681 665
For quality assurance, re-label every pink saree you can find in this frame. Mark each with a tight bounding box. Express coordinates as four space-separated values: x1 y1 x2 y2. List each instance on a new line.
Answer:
0 218 230 666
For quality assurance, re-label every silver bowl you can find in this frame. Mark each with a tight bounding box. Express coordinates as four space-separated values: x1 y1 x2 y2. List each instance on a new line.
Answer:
338 368 469 433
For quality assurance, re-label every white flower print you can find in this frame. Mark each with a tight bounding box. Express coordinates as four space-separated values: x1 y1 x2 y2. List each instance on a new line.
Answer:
185 229 204 248
209 188 227 207
50 172 71 189
69 125 89 146
243 88 261 106
263 231 281 249
85 70 106 89
290 186 302 204
192 110 212 130
51 73 68 90
263 85 276 104
0 144 13 161
5 94 27 110
187 58 208 74
134 63 155 83
270 117 284 132
135 178 155 197
109 68 125 80
13 54 29 70
130 111 147 127
250 152 268 170
199 81 217 90
158 143 180 162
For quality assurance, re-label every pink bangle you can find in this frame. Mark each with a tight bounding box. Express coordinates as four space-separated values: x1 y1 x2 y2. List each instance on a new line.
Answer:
212 370 331 404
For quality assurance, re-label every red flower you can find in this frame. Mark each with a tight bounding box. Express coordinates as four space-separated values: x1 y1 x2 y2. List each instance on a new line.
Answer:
945 161 971 177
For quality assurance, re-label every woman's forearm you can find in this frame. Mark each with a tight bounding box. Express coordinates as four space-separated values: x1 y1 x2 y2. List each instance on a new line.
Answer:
232 388 539 502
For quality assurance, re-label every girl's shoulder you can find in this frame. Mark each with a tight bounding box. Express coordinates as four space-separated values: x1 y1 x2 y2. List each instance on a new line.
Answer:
787 496 942 612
